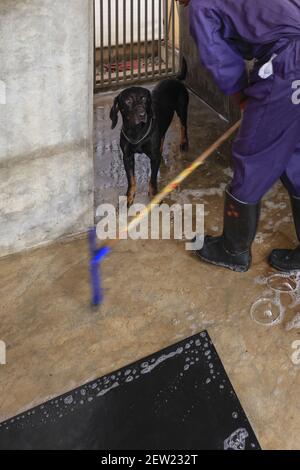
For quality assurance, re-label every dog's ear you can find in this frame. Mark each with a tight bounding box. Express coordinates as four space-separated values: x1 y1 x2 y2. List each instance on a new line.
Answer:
110 96 120 129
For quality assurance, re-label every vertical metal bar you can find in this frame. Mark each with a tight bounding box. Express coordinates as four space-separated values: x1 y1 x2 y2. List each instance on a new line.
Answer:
123 0 126 83
130 0 134 81
145 0 148 78
115 0 119 84
164 0 169 75
138 0 141 79
93 0 96 90
100 0 104 86
158 0 162 76
108 0 112 84
152 0 155 78
172 0 175 73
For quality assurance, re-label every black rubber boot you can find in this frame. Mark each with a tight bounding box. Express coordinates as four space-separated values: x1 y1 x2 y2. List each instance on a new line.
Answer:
195 189 261 272
269 195 300 272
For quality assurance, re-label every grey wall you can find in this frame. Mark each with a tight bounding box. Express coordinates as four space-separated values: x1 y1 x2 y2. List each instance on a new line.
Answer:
0 0 94 257
179 7 240 123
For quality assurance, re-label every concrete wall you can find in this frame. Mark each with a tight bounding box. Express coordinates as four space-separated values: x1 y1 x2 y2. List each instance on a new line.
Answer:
0 0 94 257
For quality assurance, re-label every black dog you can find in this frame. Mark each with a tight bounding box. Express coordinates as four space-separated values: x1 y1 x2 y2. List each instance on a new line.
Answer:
110 79 189 206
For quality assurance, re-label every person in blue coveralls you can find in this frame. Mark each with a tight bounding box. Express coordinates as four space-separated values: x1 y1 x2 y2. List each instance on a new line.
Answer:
177 0 300 272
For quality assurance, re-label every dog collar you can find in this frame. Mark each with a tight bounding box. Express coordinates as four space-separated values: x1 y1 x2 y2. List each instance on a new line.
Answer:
121 118 153 146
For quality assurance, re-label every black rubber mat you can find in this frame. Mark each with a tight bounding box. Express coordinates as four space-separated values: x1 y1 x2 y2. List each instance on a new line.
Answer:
0 331 260 450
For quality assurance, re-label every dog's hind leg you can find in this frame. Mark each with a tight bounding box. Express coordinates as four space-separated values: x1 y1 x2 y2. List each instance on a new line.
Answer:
123 153 136 207
180 124 189 152
176 94 189 152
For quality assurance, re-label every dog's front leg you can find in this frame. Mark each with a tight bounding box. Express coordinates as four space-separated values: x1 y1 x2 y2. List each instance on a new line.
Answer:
123 153 136 207
149 153 162 200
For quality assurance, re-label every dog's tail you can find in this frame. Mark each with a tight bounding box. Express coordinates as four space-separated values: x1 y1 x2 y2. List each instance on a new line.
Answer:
176 57 188 81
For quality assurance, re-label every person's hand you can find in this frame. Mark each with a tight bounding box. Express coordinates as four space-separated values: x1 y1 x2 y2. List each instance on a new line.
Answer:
232 91 248 112
176 0 191 7
239 99 248 112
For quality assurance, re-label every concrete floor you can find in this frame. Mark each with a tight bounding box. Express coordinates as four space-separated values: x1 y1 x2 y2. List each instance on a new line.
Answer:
1 85 300 449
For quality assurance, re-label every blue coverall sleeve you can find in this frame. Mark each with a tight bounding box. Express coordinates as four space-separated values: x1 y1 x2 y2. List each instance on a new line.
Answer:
189 5 249 95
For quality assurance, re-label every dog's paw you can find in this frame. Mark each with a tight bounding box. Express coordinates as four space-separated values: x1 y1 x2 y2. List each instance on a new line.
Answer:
148 184 158 201
126 185 136 208
127 195 135 208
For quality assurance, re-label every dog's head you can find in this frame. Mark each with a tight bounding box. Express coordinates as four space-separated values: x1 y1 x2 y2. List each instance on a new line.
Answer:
110 87 153 130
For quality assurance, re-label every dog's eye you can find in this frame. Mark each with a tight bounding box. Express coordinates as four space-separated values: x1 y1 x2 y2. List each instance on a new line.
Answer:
141 97 147 103
125 98 132 105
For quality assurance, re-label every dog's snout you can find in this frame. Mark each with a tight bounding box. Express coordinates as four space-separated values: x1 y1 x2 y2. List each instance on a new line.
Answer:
134 105 147 124
136 105 146 114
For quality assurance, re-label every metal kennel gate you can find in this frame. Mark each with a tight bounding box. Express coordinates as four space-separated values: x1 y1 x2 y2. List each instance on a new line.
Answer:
94 0 179 90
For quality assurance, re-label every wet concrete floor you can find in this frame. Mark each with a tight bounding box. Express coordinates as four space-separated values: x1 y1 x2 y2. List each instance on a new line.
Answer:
0 83 300 449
